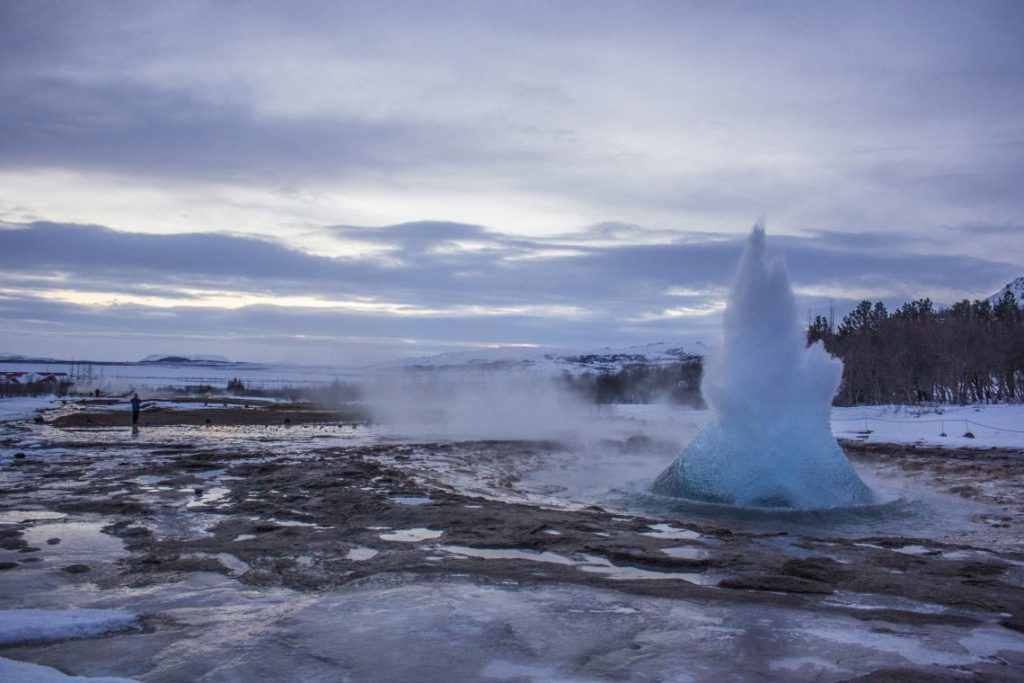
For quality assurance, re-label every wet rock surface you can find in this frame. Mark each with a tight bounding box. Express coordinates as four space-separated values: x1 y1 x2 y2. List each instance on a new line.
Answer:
1 402 1023 681
844 441 1024 515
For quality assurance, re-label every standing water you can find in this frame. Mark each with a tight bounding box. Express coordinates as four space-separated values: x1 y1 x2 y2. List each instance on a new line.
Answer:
653 222 874 508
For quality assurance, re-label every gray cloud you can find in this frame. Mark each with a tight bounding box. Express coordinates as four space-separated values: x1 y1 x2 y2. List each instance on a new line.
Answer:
3 2 1024 235
2 3 1024 361
0 220 1019 362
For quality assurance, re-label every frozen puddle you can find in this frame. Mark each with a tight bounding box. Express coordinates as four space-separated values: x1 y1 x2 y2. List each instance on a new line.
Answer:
439 546 715 584
389 496 433 506
822 591 953 616
441 545 575 566
0 510 66 525
214 553 250 576
22 522 126 563
577 554 716 584
182 552 250 577
185 486 231 509
660 546 709 561
641 523 703 541
268 518 322 528
893 544 935 555
345 547 379 561
379 528 443 542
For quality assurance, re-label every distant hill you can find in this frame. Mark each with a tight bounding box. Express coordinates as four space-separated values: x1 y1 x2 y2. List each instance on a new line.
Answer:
139 354 234 365
989 276 1024 307
375 341 705 376
0 354 60 363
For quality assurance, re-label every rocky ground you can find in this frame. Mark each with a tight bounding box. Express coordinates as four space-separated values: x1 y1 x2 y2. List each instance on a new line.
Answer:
1 399 1023 681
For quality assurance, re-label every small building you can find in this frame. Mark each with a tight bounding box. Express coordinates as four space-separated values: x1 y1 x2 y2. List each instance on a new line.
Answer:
0 371 69 384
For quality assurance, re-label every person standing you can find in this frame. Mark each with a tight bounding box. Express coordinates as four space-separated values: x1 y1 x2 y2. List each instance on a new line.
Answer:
130 393 141 426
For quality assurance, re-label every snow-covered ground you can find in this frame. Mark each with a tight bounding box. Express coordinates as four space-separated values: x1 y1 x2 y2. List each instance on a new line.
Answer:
0 396 61 424
0 609 139 683
607 403 1024 451
0 360 358 393
0 657 139 683
3 392 1023 450
831 403 1024 449
0 609 137 645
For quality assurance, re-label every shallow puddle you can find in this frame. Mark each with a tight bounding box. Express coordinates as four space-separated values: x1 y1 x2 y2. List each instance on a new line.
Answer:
389 496 433 506
22 521 126 563
441 545 575 566
641 523 703 541
379 528 443 542
345 547 379 561
576 554 717 584
0 510 66 525
660 546 709 561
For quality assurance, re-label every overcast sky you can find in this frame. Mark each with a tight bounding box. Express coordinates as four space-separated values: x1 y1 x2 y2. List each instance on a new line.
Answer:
2 1 1022 364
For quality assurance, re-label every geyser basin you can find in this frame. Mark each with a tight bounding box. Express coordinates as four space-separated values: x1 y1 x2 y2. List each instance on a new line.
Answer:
653 223 874 509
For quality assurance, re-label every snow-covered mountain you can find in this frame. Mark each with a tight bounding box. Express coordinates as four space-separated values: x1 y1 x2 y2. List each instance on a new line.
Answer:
375 341 706 376
0 354 60 363
988 277 1024 307
139 354 234 365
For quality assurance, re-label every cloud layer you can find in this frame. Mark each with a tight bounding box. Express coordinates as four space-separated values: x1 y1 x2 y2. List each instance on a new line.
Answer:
1 220 1018 363
1 3 1023 362
2 2 1024 237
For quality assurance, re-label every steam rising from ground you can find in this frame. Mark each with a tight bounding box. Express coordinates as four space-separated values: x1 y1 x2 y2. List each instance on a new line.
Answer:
362 372 593 441
653 223 874 508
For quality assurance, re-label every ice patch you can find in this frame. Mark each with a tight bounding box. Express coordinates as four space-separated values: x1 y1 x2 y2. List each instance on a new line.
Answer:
181 552 249 576
769 656 842 674
576 554 715 584
660 546 708 561
893 544 937 556
185 487 230 509
389 496 433 506
345 547 379 561
23 522 126 562
822 591 951 615
215 553 249 576
0 510 66 525
0 657 140 683
379 528 443 542
480 659 606 682
441 546 575 566
0 609 137 645
641 524 702 541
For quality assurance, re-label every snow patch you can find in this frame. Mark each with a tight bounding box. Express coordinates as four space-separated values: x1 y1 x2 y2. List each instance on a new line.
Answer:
0 609 138 645
0 657 139 683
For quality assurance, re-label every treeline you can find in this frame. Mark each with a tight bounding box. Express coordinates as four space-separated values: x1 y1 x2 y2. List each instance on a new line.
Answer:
226 377 361 403
561 361 704 406
808 293 1024 405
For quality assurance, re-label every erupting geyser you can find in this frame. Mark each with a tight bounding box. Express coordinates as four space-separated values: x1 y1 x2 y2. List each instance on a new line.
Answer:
652 223 874 508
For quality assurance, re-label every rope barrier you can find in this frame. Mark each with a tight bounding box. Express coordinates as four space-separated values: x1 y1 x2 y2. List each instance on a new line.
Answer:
961 419 1024 434
832 415 1024 434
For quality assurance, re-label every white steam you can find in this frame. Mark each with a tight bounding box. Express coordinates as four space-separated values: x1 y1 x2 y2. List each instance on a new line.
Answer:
653 222 874 508
361 371 592 441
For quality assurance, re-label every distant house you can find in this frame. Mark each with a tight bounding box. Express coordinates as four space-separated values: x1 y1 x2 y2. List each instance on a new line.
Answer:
0 371 69 384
